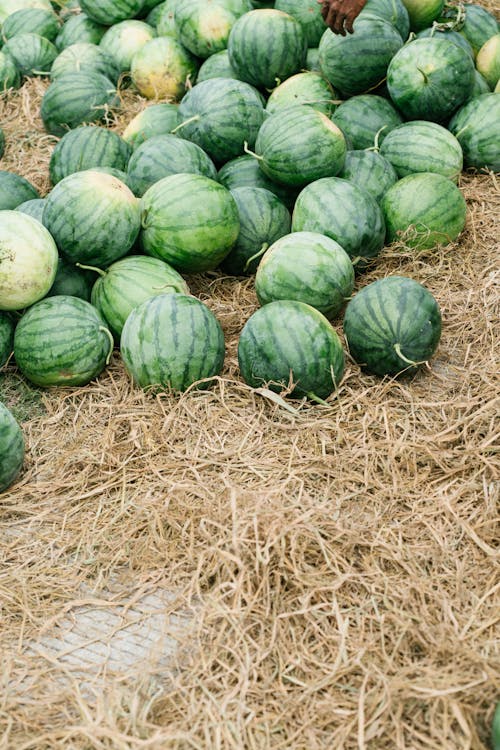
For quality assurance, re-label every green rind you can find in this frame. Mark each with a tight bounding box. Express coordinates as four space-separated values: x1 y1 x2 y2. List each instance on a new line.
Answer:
55 13 107 51
174 0 252 59
91 254 190 340
415 28 474 59
381 172 467 248
237 299 345 400
130 35 199 100
460 4 499 56
448 93 500 172
46 257 97 301
0 171 39 210
99 20 156 73
196 49 239 82
255 230 354 319
0 401 24 492
140 172 240 272
401 0 444 31
265 72 338 117
120 292 225 392
0 49 21 90
338 149 397 204
358 0 410 40
492 702 500 750
273 0 326 48
15 197 47 222
49 125 131 185
343 275 442 375
331 93 403 150
379 120 463 180
80 0 144 25
0 312 15 367
217 154 298 210
3 32 57 76
122 103 179 149
13 294 113 387
50 42 121 83
2 8 60 42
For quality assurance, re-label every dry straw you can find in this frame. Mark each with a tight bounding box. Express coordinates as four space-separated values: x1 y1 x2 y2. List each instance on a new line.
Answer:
0 45 499 750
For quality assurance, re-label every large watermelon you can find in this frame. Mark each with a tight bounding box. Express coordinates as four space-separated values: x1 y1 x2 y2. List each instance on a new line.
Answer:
338 149 397 204
54 13 107 51
400 0 443 31
274 0 326 48
358 0 409 40
0 401 24 492
448 93 500 173
379 120 463 180
3 32 58 76
343 275 442 376
120 293 225 392
99 19 156 73
1 8 59 43
50 42 120 83
460 3 499 56
41 71 120 136
49 125 132 185
80 0 145 25
174 0 251 59
331 93 403 150
265 71 338 118
130 36 198 99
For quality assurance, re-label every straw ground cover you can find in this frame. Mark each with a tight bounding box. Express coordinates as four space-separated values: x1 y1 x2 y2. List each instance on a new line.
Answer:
1 50 499 750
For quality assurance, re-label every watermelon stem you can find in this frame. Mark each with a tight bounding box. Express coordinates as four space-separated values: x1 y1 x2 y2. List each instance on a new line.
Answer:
416 67 429 84
243 141 263 161
306 392 330 406
244 243 269 272
393 343 427 368
367 126 386 152
76 262 106 277
170 115 200 134
99 326 114 365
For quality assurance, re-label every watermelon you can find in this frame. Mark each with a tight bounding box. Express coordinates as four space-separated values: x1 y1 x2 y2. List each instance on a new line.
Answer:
379 120 463 181
338 149 397 203
146 0 167 27
140 173 240 272
43 170 141 266
292 177 386 267
227 9 307 90
255 231 354 319
120 292 225 392
0 49 22 90
0 171 39 210
331 94 403 150
99 19 156 73
220 186 291 275
415 28 474 60
50 42 120 83
174 0 251 59
176 77 265 164
265 71 338 117
91 254 189 340
46 257 97 300
448 93 500 172
319 17 403 97
492 703 500 750
41 71 120 136
0 312 15 367
358 0 409 40
1 7 60 42
54 13 107 51
476 34 500 89
0 210 58 310
154 0 178 37
400 0 443 31
14 295 113 387
305 47 320 72
387 37 475 122
274 0 326 48
80 0 145 25
87 166 134 190
130 36 198 99
238 300 345 400
122 103 179 149
467 70 491 101
0 0 52 24
460 4 499 56
217 154 298 210
381 172 467 248
196 49 238 82
0 401 24 492
343 276 442 376
49 125 131 185
15 197 46 222
253 105 346 187
3 32 57 76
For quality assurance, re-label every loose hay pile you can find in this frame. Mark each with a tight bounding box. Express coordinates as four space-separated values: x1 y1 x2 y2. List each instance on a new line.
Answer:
0 74 499 749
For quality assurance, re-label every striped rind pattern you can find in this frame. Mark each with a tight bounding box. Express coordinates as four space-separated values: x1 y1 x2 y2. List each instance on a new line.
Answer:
0 50 21 90
0 171 39 210
292 177 386 265
274 0 326 48
2 8 60 43
91 255 190 340
174 0 251 59
0 401 24 492
127 134 217 197
4 32 58 76
15 198 47 222
99 20 156 73
339 150 397 204
448 92 500 172
130 36 198 100
120 293 225 392
265 72 337 118
177 77 265 164
255 231 354 319
122 103 180 149
140 173 240 273
46 258 96 301
55 14 107 51
358 0 410 40
13 295 112 387
381 172 467 248
0 312 15 367
43 170 141 266
331 93 403 150
197 49 238 82
80 0 145 25
461 4 499 55
343 275 442 375
379 120 463 180
227 9 307 90
49 125 131 185
50 42 121 83
237 300 345 399
217 154 297 209
41 71 119 136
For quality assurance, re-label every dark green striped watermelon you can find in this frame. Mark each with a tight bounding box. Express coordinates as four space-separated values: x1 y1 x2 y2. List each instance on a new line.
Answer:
238 300 345 400
220 186 291 275
120 292 225 392
381 172 467 248
99 20 156 73
46 257 97 301
49 125 131 185
80 0 144 24
416 28 474 59
15 197 46 222
130 36 198 99
0 49 22 90
292 176 386 267
90 254 189 340
343 275 442 375
122 103 179 149
140 173 240 272
467 70 491 101
227 9 307 90
448 93 500 172
358 0 409 40
274 0 326 48
0 171 39 209
379 120 463 180
196 49 238 82
266 72 338 117
174 0 251 59
14 295 113 387
338 149 397 203
55 13 107 51
319 17 403 97
0 401 24 492
3 32 57 76
255 231 354 319
50 42 121 83
1 8 60 42
305 47 320 71
387 37 475 122
460 3 499 56
0 312 15 367
43 170 141 266
217 154 298 210
331 93 403 150
254 105 346 187
400 0 443 31
41 71 120 136
177 77 265 164
126 133 217 196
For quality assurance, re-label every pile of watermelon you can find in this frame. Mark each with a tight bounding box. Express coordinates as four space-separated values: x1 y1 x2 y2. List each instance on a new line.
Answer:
0 0 499 488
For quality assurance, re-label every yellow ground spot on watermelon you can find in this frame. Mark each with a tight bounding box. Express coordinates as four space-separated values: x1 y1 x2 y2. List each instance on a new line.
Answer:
476 34 500 89
198 8 232 45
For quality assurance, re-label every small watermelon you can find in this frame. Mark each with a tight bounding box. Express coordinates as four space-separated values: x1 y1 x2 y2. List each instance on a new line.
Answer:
476 34 500 89
0 171 39 210
379 120 463 181
196 49 238 82
0 49 22 90
46 257 97 301
460 3 499 56
54 12 107 51
41 71 120 136
448 93 500 173
217 154 298 210
400 0 444 31
0 401 24 492
15 198 46 222
274 0 326 48
358 0 409 40
338 149 397 204
49 125 132 185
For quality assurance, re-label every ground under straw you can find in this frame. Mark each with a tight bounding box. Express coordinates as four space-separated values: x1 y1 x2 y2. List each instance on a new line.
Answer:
0 67 499 750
